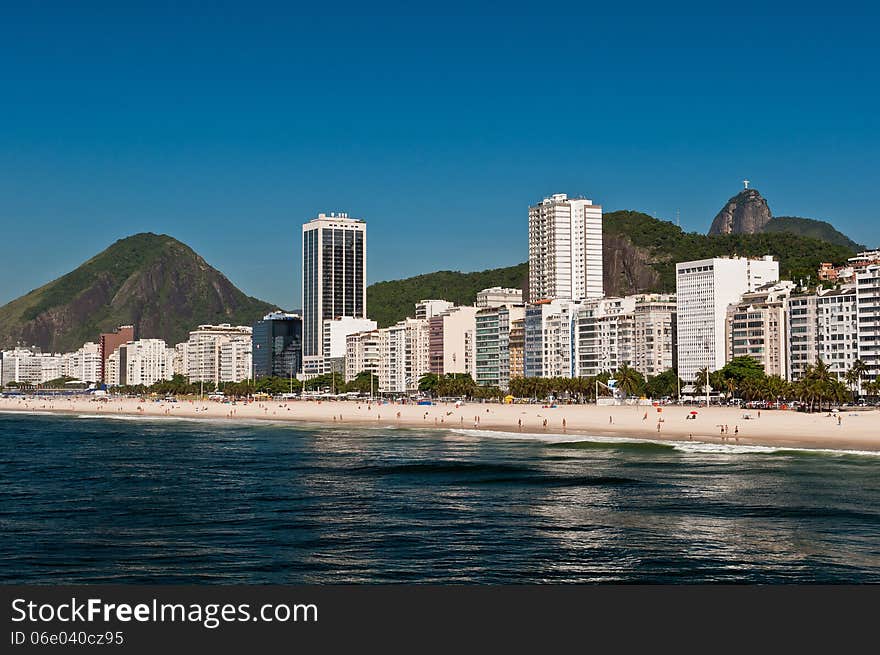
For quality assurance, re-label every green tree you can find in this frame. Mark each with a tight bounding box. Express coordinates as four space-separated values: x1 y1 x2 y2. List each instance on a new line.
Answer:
645 369 683 399
613 363 646 397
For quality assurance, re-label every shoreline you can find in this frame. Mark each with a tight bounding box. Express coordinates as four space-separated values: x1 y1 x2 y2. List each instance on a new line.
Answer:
2 395 879 454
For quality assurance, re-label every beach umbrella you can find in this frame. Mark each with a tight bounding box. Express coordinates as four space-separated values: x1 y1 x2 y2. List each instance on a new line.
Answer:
690 410 699 415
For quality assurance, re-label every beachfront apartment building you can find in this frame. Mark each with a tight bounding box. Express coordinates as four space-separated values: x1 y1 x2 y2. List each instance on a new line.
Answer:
508 318 525 380
0 347 64 386
475 304 525 390
302 212 367 378
322 316 377 376
345 330 381 383
786 293 820 381
572 294 675 379
676 256 779 382
63 342 100 384
817 286 859 383
98 325 135 383
528 193 603 302
574 296 637 378
428 306 477 378
107 339 175 387
186 324 253 384
524 300 579 379
725 281 795 380
857 264 880 382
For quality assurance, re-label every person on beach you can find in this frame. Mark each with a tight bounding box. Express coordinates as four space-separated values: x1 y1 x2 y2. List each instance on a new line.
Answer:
643 411 648 421
609 416 613 425
656 421 661 433
562 418 566 431
518 418 522 430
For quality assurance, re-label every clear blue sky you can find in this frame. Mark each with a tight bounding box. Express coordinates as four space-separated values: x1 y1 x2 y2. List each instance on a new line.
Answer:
2 2 878 309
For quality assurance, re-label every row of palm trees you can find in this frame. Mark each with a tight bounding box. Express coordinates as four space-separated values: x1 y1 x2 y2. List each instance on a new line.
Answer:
694 359 878 412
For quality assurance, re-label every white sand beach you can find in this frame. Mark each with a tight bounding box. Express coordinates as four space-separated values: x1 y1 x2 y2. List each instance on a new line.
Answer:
1 395 878 452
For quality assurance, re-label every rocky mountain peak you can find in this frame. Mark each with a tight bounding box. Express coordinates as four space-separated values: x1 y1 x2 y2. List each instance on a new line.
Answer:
708 188 773 235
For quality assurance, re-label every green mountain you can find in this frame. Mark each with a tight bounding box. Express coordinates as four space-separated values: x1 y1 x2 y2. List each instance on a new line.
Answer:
367 263 528 328
0 233 275 352
762 216 866 251
366 210 859 327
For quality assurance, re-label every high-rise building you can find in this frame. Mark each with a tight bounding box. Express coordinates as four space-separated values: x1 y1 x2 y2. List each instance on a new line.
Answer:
857 264 880 382
725 281 795 379
676 256 779 382
252 311 303 379
786 292 820 381
302 212 367 377
817 286 859 382
98 325 135 383
528 193 603 302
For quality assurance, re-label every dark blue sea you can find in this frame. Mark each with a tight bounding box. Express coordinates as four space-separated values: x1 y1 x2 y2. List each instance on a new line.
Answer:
1 412 879 583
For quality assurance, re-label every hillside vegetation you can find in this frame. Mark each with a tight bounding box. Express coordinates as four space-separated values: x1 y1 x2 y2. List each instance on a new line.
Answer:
0 233 274 352
366 210 859 327
763 216 866 251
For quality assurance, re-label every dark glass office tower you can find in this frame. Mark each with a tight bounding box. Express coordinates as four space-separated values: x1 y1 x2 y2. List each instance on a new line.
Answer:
301 212 367 376
252 312 303 379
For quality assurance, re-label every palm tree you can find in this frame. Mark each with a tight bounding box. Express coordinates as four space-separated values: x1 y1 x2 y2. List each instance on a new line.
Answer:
613 364 644 397
845 359 868 401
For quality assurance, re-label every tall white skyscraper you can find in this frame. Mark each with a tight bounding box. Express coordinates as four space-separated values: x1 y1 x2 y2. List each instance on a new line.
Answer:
676 256 779 382
302 212 367 376
528 193 603 302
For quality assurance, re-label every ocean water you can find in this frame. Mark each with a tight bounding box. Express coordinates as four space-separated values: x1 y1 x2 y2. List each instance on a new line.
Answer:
1 412 879 583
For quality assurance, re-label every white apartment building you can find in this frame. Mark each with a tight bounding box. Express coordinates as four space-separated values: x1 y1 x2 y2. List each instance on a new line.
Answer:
574 296 637 378
302 212 367 377
321 316 378 376
476 287 523 308
172 342 189 377
787 293 820 381
107 339 175 387
524 300 580 378
725 281 795 379
186 324 253 384
379 321 409 394
63 342 100 383
415 299 454 320
632 295 677 378
528 193 603 302
857 264 880 382
817 286 859 383
219 338 252 383
1 348 63 386
345 330 382 383
428 306 478 377
676 256 779 381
